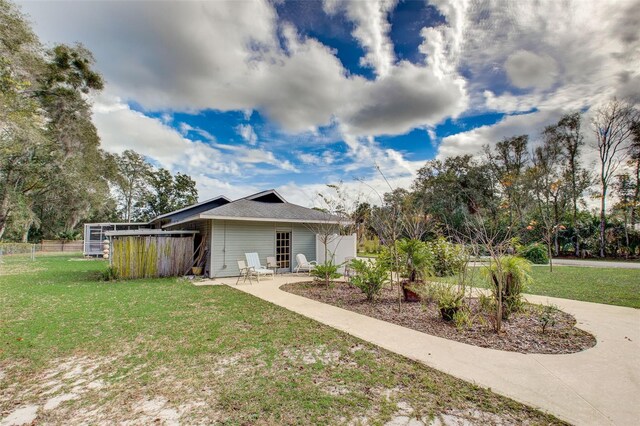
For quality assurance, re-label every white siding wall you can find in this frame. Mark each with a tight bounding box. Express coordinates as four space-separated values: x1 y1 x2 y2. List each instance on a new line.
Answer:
209 220 317 278
292 224 316 267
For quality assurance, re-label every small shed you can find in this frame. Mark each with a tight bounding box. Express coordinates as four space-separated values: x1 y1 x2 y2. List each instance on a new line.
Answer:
106 229 198 279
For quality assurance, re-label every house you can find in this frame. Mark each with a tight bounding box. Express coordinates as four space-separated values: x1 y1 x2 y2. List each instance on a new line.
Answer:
82 196 230 257
89 189 354 279
162 190 350 278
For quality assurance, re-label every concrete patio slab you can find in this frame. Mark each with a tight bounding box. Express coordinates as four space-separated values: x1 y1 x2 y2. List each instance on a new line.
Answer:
218 276 640 426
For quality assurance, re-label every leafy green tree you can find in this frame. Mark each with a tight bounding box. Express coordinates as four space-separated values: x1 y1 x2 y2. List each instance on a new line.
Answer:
139 168 198 220
0 0 46 239
413 155 495 230
612 173 635 256
529 127 566 268
484 135 530 226
0 0 112 240
112 150 152 222
551 112 591 255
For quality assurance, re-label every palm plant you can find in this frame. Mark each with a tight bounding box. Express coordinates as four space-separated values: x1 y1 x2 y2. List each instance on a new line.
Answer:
395 239 434 302
397 239 433 282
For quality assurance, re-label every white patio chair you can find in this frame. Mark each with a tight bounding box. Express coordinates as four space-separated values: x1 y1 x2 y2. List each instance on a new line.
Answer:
244 252 274 282
236 260 254 285
295 253 317 274
266 256 278 275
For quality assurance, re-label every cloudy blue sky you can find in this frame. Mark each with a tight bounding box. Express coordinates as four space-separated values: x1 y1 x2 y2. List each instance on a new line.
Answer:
18 0 640 206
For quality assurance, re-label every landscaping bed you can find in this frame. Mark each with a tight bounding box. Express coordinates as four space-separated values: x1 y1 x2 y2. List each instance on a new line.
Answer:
281 281 597 354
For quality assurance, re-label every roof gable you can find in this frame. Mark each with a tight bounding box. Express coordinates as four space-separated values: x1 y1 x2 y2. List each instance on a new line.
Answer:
243 189 287 203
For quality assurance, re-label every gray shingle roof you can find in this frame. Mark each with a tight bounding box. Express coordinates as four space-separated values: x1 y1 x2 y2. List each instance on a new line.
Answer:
199 199 345 223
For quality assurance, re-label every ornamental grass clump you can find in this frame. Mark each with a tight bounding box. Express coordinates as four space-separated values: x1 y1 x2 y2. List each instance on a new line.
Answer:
349 258 390 301
433 283 465 321
483 256 532 320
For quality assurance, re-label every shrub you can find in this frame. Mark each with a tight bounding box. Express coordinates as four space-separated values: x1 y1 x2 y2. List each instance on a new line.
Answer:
407 281 437 304
310 261 342 286
360 237 383 254
99 266 118 281
519 243 549 264
0 242 33 255
425 237 467 277
483 256 532 320
537 303 558 334
349 259 389 301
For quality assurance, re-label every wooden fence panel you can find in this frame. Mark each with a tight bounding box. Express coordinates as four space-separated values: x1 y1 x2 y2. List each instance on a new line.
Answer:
111 236 194 279
39 240 84 252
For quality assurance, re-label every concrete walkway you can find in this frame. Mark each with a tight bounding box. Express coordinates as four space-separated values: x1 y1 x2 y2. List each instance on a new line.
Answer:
219 275 640 426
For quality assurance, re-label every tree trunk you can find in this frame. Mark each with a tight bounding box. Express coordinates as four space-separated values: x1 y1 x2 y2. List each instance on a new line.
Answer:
21 222 31 243
600 186 607 258
624 210 630 259
548 232 554 273
572 155 580 257
633 161 640 227
0 191 11 241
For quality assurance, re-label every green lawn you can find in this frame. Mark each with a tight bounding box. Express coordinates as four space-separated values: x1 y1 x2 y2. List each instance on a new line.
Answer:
0 254 561 425
527 266 640 308
442 265 640 309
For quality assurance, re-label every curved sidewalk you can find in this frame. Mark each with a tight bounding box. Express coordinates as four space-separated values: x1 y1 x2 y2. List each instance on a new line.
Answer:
226 276 640 426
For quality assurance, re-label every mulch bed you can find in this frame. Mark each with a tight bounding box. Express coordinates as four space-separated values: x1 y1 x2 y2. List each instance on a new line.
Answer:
280 281 597 354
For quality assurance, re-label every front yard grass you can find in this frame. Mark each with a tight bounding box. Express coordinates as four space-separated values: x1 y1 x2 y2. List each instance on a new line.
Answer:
0 254 563 425
448 266 640 309
527 267 640 308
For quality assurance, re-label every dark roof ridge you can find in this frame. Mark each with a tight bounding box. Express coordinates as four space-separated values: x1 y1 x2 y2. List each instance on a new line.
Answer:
150 195 232 222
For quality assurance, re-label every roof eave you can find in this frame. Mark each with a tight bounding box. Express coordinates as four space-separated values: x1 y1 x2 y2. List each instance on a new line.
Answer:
161 215 204 229
199 214 350 225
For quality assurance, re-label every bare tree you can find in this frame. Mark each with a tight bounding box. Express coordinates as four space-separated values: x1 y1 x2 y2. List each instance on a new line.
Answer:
359 166 408 310
529 131 565 271
461 215 513 333
304 183 353 285
591 99 639 257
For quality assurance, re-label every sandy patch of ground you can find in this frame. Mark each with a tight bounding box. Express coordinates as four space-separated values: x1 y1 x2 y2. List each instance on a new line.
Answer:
1 352 228 425
0 405 38 426
282 344 342 365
